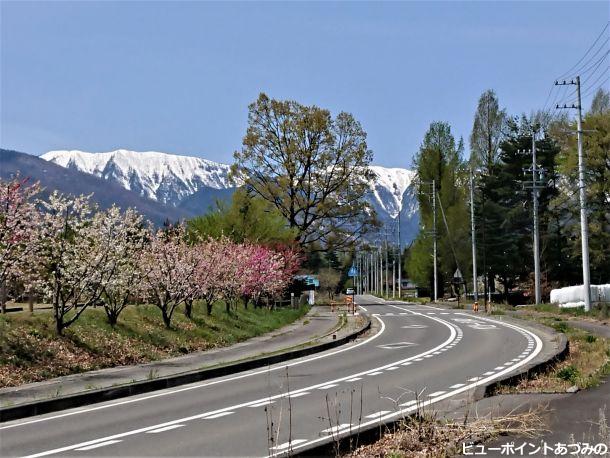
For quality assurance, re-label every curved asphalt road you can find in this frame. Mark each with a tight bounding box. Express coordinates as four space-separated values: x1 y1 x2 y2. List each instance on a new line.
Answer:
0 295 543 457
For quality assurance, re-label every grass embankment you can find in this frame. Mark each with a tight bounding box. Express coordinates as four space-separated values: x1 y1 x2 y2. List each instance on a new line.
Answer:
494 308 610 393
0 302 309 388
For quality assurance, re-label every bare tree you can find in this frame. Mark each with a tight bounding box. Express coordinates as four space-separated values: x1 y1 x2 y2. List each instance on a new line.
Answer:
469 89 507 171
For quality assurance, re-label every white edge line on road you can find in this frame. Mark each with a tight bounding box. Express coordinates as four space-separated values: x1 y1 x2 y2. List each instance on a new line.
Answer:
277 308 544 457
20 306 460 458
0 303 383 431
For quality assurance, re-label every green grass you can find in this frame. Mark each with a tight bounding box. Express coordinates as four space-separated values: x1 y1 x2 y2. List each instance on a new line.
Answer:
0 301 309 388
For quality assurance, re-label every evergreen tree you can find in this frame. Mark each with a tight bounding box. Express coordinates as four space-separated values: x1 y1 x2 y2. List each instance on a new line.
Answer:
407 122 470 297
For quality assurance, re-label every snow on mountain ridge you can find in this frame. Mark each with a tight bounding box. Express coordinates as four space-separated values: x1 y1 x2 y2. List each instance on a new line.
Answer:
41 150 419 238
41 149 236 205
368 166 416 219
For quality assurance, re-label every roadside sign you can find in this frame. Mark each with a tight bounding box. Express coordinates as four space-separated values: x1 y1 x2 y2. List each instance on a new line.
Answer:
453 268 463 280
348 265 358 277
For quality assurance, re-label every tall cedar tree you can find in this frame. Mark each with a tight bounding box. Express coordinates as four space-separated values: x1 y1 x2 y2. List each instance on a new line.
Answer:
407 122 470 297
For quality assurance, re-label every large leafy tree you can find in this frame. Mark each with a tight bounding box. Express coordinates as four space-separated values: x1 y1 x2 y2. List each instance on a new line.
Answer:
554 110 610 284
232 93 377 250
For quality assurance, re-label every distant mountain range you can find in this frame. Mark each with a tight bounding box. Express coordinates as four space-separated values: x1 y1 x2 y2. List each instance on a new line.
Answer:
3 148 420 243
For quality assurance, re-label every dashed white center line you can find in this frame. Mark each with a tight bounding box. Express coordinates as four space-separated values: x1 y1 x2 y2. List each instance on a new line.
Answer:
202 412 234 419
365 410 392 419
318 384 339 390
289 392 309 399
367 371 383 376
428 391 446 397
270 439 308 451
483 371 495 376
401 362 413 366
449 383 465 389
249 400 274 408
146 424 185 434
494 366 505 371
75 440 122 451
345 377 362 382
468 377 479 382
386 366 399 371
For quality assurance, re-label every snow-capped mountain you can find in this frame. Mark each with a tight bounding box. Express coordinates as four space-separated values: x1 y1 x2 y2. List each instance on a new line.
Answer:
42 149 420 243
41 149 237 205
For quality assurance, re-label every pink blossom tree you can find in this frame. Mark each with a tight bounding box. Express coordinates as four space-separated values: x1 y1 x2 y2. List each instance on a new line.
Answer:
191 238 228 316
0 177 41 313
139 225 198 328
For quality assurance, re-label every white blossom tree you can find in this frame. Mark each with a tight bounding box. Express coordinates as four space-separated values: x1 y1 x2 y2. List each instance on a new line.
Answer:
36 192 112 335
0 177 41 313
95 206 148 326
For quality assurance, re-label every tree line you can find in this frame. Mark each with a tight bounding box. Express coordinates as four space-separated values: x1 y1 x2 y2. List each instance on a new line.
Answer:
406 88 610 304
0 182 300 334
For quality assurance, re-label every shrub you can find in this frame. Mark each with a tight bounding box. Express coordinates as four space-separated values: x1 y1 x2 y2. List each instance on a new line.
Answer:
557 365 580 383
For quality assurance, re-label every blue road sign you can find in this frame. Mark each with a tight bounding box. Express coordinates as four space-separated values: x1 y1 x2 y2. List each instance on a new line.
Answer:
348 265 358 277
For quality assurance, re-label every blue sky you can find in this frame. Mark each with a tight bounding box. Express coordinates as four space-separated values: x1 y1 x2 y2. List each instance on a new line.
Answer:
1 1 608 168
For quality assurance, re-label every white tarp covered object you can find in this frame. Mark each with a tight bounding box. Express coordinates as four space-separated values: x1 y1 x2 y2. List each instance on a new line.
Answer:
550 284 610 308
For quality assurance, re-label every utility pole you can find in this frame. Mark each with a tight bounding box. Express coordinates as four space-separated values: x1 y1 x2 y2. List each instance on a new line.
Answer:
392 258 396 298
469 169 478 302
556 76 592 312
384 233 389 298
432 180 438 302
532 130 541 305
519 135 542 305
397 208 402 299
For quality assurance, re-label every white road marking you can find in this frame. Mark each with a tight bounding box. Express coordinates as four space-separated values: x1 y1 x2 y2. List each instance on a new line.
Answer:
249 400 274 408
468 377 480 382
317 384 338 390
280 306 545 457
289 392 309 399
1 307 389 432
428 391 446 397
401 362 412 366
19 305 462 458
321 424 352 434
345 377 362 382
270 439 308 451
449 383 465 389
202 411 234 419
494 366 505 371
386 366 399 371
367 371 383 376
146 424 184 433
399 400 417 407
483 371 495 376
414 358 423 361
365 410 392 419
75 440 122 451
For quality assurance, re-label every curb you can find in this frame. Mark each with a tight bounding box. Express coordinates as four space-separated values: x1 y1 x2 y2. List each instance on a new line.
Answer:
293 315 569 457
0 315 371 423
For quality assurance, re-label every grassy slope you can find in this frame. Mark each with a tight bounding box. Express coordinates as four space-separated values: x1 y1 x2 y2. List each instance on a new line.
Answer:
0 302 308 388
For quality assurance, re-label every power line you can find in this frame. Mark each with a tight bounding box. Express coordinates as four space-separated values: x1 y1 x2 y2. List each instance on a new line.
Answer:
555 22 609 81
